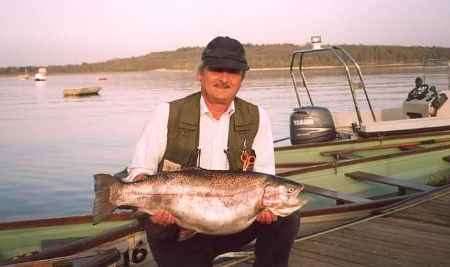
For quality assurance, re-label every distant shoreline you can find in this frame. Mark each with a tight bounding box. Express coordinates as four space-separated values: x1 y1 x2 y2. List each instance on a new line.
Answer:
2 43 449 76
1 63 439 78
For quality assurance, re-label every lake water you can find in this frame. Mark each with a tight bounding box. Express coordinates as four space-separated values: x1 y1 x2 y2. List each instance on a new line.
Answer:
0 68 448 221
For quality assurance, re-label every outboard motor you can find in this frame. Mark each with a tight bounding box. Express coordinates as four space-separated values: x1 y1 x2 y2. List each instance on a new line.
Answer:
290 106 336 144
403 77 448 118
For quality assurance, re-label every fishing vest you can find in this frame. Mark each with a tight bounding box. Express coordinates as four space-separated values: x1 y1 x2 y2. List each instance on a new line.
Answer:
159 92 259 172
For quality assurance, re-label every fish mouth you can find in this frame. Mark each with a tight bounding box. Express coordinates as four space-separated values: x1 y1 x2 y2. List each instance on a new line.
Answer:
291 184 304 198
296 184 305 194
291 185 307 207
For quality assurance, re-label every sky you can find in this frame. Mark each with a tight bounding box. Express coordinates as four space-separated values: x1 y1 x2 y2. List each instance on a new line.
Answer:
1 0 450 67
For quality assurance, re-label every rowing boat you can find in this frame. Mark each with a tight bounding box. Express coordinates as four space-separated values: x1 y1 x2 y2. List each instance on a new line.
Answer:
2 142 449 266
63 86 101 97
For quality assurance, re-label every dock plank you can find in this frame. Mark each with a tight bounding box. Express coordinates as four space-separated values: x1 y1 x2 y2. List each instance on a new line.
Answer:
345 171 435 192
217 186 450 267
285 186 450 267
301 236 426 266
328 220 450 257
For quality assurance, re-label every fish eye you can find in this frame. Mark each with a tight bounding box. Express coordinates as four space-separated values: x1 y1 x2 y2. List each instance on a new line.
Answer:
288 187 296 193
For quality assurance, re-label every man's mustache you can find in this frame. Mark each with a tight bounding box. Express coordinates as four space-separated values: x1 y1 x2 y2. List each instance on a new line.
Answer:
213 80 231 88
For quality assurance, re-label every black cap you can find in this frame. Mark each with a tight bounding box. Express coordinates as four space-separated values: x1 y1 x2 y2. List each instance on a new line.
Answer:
201 36 249 71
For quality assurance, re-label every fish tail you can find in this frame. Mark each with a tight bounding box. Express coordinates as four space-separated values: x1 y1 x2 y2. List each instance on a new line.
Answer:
93 173 120 225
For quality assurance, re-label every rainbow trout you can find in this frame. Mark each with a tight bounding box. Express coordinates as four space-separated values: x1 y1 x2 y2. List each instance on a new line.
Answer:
93 168 306 239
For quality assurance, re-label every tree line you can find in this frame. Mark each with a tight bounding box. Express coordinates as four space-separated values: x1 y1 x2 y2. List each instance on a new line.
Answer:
1 44 450 75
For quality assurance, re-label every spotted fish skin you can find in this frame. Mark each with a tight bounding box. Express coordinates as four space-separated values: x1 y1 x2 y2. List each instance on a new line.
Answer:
93 168 305 236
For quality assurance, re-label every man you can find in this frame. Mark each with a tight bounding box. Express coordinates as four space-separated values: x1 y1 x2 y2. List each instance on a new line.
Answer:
126 36 300 267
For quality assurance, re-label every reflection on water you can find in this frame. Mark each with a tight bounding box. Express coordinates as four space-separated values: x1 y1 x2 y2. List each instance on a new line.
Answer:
0 69 447 221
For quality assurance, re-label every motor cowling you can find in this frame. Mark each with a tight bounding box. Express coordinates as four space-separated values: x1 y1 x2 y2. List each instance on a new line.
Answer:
290 106 336 144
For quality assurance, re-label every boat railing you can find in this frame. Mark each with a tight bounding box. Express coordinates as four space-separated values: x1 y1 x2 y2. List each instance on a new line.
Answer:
289 45 377 128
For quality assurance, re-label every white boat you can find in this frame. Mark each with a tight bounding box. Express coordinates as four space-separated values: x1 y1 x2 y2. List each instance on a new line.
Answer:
34 67 47 81
287 37 450 145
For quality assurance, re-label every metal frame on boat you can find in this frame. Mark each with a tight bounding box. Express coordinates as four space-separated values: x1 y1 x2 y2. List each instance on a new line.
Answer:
289 45 377 128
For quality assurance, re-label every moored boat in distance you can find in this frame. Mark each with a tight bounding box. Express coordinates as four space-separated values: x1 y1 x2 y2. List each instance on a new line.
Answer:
17 69 30 80
63 86 101 97
34 67 47 81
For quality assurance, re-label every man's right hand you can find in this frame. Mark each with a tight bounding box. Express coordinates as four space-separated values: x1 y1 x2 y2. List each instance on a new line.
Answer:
133 173 149 182
151 210 176 226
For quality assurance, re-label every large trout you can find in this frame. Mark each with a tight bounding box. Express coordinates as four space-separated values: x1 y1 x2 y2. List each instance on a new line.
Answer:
93 168 306 238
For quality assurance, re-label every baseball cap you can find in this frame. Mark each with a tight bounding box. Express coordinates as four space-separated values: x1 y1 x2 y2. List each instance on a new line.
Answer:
201 36 249 71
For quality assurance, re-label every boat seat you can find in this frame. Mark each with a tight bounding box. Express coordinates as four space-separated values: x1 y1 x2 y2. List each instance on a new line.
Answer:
345 171 435 195
303 184 372 205
358 117 450 137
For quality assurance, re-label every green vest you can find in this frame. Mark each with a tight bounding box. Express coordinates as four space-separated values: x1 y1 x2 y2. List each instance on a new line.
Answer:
160 92 259 171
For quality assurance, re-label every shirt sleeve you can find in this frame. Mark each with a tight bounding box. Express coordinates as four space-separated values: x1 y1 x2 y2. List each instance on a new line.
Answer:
124 103 169 182
253 106 275 175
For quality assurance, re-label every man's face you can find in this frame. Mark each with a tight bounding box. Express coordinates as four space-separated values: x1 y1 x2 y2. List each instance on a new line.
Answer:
198 67 244 106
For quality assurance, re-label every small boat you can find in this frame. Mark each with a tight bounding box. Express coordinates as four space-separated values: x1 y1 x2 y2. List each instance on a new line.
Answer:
34 67 47 81
63 86 101 97
97 77 108 81
17 69 30 80
17 74 30 80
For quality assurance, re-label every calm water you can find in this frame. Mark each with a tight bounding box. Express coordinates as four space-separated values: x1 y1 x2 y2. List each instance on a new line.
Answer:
0 68 448 221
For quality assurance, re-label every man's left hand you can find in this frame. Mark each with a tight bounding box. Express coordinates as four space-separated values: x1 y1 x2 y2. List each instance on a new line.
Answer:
256 210 277 224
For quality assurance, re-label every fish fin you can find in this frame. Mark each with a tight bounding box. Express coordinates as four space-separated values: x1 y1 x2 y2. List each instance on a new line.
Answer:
93 173 120 225
178 228 197 241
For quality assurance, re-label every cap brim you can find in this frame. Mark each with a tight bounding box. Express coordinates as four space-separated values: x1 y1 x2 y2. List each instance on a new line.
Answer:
203 58 249 71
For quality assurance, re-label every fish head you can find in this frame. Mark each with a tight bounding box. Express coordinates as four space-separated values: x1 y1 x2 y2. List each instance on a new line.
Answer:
262 176 307 217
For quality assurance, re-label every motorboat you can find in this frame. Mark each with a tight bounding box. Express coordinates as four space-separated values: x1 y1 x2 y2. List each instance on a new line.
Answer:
287 36 450 145
34 67 47 81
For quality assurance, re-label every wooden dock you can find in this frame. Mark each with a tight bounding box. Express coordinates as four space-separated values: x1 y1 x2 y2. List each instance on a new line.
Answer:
220 184 450 267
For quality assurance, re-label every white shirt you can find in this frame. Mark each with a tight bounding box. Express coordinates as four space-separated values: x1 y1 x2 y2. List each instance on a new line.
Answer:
125 95 275 181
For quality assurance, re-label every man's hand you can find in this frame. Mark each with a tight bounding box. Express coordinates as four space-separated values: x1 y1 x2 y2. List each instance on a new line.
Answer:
256 210 277 224
151 210 176 226
133 173 149 182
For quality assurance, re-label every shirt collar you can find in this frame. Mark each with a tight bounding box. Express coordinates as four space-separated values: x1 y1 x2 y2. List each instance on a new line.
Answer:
200 95 235 117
